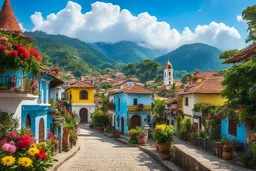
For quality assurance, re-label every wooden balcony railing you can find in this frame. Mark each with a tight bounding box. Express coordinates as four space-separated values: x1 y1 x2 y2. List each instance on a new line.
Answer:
128 105 152 111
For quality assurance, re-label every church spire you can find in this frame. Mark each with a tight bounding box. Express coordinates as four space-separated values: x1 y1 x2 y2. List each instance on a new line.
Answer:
0 0 22 32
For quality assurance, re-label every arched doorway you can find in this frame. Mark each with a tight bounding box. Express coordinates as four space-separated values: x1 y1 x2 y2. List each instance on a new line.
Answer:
121 117 124 134
39 118 45 142
130 115 141 129
79 108 88 123
26 114 31 129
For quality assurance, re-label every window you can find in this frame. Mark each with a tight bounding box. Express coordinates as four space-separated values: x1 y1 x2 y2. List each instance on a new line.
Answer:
26 114 31 129
169 72 171 76
118 98 120 111
80 90 88 100
228 119 237 136
185 97 189 106
134 98 138 105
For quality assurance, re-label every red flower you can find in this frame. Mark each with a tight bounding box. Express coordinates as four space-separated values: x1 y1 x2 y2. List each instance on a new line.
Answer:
35 149 47 160
35 153 43 159
10 50 18 58
15 136 31 149
30 48 40 58
52 67 60 73
208 115 214 120
36 56 41 62
48 132 53 138
17 46 27 54
16 44 24 48
0 45 7 51
21 52 30 59
26 36 31 40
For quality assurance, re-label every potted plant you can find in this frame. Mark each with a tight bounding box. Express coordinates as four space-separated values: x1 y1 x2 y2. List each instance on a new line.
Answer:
137 133 145 145
153 124 174 152
250 130 256 141
161 149 171 160
231 139 244 157
138 104 144 110
221 142 233 160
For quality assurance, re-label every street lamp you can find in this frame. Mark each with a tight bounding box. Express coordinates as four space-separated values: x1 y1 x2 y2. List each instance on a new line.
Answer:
143 124 150 144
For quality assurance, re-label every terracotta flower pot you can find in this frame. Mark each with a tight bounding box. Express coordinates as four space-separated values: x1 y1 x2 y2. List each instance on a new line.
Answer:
222 151 233 160
158 143 170 152
250 133 256 141
160 153 171 160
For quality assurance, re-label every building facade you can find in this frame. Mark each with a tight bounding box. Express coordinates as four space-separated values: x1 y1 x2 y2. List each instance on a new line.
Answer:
112 84 153 134
66 81 96 123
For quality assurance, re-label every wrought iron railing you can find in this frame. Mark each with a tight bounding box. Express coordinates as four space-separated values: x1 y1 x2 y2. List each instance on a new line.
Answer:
0 75 33 94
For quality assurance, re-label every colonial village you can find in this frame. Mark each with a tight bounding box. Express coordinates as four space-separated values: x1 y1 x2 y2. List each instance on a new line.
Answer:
0 0 256 171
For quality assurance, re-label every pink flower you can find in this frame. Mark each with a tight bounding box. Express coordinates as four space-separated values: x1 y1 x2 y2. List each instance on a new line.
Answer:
31 137 37 143
9 131 16 139
48 132 53 138
0 37 8 43
8 145 16 153
1 143 11 152
0 45 7 51
7 43 12 48
25 36 31 40
0 139 7 144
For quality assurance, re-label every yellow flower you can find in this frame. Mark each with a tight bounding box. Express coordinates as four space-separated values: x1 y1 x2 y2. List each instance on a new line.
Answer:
28 147 39 156
156 124 167 131
1 156 15 167
18 157 33 167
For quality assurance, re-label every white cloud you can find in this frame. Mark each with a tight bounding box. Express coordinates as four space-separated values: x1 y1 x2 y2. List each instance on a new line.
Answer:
18 22 26 32
30 1 242 51
236 15 245 23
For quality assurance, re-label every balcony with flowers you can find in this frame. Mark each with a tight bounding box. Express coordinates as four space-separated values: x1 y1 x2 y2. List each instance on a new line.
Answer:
128 104 152 111
0 33 41 99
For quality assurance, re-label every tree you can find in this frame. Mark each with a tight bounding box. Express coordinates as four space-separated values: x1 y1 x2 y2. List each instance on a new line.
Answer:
221 59 256 122
101 82 112 90
242 5 256 43
153 99 166 123
219 49 240 60
97 94 110 113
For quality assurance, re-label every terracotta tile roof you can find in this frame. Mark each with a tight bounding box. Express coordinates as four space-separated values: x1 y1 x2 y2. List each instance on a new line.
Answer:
67 80 95 89
39 66 64 88
194 71 221 78
181 77 223 94
224 43 256 63
112 84 153 95
0 0 21 32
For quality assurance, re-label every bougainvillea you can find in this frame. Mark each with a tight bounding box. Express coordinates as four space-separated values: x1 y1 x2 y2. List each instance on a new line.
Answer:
0 32 41 74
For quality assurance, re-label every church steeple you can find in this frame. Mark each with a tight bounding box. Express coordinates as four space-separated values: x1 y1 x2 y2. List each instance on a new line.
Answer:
164 58 174 86
0 0 22 32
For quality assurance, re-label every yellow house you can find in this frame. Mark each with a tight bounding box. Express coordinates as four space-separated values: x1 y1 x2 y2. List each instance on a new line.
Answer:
179 73 226 131
66 81 96 123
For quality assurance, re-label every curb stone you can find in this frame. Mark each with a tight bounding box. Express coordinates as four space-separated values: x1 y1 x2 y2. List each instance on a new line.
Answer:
48 141 81 171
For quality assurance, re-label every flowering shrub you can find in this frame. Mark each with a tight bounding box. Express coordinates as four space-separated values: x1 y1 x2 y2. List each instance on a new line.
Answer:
0 129 55 170
0 33 41 74
129 127 143 144
52 67 60 73
153 124 174 144
220 142 233 152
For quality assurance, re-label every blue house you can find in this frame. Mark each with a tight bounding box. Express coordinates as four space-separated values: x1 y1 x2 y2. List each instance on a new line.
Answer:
221 118 247 150
0 68 64 142
112 84 153 134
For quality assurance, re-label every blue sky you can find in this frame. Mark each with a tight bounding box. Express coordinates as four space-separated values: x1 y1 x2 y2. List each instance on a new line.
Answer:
2 0 255 51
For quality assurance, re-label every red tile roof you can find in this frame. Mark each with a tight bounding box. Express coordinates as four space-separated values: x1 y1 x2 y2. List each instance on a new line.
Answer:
0 0 21 32
112 84 153 95
224 43 256 64
67 81 95 89
181 77 223 94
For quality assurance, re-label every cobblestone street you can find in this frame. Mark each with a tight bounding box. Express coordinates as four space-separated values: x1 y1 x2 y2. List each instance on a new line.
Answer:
58 125 166 171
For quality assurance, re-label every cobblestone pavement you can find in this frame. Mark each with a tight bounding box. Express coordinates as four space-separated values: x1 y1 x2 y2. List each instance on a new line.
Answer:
58 124 166 171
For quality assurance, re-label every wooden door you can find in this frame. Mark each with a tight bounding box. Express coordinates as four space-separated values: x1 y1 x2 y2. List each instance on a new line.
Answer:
80 108 88 123
130 115 141 129
39 118 45 142
121 117 124 134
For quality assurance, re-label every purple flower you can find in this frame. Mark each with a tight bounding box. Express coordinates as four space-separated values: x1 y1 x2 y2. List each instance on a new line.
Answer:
1 143 11 152
8 131 16 139
8 145 16 153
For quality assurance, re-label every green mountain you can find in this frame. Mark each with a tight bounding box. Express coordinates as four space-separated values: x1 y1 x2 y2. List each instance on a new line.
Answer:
25 31 115 76
154 43 230 72
90 41 163 64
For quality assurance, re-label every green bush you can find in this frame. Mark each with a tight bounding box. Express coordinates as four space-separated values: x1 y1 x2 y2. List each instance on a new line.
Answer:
128 126 143 144
91 110 109 127
0 112 19 138
178 118 192 140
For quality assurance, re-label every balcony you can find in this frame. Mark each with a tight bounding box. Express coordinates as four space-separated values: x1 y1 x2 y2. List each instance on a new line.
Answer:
0 75 38 99
128 105 152 111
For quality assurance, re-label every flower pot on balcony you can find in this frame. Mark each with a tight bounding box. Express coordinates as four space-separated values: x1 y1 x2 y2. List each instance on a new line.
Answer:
222 152 233 160
158 143 170 152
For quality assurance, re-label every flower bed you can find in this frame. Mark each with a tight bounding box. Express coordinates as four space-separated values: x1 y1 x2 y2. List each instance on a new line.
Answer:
0 130 56 170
